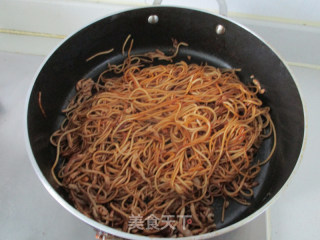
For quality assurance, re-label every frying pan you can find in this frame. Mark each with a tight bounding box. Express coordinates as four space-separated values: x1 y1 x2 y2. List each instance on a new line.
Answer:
25 6 305 240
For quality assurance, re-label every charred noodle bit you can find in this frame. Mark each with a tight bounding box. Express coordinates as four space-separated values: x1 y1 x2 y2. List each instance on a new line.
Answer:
50 38 276 237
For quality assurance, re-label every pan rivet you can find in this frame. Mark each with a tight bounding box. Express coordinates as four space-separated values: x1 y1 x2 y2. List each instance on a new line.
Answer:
148 14 159 24
216 24 226 35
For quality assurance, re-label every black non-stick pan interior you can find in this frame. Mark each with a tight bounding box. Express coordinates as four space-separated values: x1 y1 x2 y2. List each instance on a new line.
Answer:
27 7 304 231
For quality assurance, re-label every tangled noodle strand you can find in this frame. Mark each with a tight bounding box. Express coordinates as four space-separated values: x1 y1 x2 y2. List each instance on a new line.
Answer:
50 37 275 237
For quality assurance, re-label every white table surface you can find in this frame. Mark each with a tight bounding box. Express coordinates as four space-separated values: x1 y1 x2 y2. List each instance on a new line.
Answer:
0 32 319 240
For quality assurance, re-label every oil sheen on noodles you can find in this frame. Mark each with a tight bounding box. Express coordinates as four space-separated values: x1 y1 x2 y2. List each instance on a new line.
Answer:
50 37 276 237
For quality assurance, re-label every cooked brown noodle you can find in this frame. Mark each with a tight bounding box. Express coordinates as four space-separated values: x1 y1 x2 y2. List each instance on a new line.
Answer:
38 91 47 118
50 38 275 237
